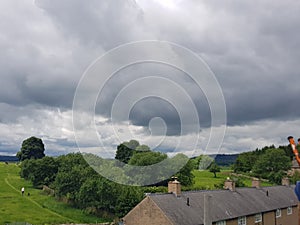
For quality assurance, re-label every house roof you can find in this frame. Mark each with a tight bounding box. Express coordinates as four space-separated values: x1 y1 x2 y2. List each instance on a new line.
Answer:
148 185 298 225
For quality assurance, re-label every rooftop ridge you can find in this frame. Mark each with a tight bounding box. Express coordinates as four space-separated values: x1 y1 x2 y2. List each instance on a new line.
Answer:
146 184 296 197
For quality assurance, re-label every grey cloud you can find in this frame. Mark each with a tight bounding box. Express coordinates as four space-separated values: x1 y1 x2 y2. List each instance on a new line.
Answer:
1 0 300 155
93 62 211 135
5 0 300 128
35 0 144 49
0 1 108 110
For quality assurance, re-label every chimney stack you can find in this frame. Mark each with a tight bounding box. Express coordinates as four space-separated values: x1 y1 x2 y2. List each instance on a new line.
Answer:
252 178 261 188
168 177 181 197
224 177 235 191
204 194 212 225
282 177 290 186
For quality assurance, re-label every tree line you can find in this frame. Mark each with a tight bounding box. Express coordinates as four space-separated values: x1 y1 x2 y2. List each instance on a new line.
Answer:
233 145 293 184
18 136 294 218
17 137 195 218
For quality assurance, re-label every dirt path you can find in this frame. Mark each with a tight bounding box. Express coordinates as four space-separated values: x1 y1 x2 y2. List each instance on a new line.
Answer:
4 166 74 222
230 172 269 182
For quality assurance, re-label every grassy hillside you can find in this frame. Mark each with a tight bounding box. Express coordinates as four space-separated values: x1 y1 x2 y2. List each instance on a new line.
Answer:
0 163 106 225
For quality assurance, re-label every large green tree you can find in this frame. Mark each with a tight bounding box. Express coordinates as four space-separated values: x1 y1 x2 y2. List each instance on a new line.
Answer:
128 151 167 166
197 155 214 170
174 156 195 186
125 151 167 185
17 136 45 161
234 151 258 173
20 156 59 187
54 153 92 201
209 161 221 178
252 148 291 184
77 177 144 217
78 177 117 212
115 186 144 217
115 140 140 164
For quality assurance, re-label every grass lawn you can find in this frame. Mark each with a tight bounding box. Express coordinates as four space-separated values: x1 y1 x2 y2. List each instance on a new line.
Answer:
191 169 231 190
191 169 273 190
0 163 107 225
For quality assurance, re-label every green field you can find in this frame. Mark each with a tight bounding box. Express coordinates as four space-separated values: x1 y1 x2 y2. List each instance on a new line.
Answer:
191 169 231 189
191 169 273 190
0 163 107 225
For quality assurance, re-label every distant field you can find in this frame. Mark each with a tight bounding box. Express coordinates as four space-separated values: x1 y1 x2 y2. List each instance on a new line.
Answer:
0 163 107 225
191 169 231 190
191 169 273 190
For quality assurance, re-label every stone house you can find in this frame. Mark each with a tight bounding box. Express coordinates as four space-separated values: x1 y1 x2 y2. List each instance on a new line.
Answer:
123 178 299 225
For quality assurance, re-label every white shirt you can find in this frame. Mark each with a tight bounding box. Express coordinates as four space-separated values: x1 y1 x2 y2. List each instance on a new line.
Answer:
291 144 299 155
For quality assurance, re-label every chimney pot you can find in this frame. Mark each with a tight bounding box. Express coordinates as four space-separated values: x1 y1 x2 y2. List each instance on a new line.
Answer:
252 178 261 188
224 178 235 191
168 178 181 197
282 177 290 186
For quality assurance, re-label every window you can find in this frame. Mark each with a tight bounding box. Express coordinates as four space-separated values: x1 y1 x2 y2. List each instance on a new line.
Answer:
276 209 281 218
254 213 262 223
238 216 246 225
287 206 293 215
216 221 226 225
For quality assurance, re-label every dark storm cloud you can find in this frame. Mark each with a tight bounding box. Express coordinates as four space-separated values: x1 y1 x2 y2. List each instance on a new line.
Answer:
164 0 300 126
0 3 79 109
32 0 300 129
129 97 181 136
1 0 300 155
0 0 145 115
94 62 211 134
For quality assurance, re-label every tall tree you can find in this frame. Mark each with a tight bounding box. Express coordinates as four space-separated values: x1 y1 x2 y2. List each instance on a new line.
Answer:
78 177 118 212
233 151 258 173
175 156 195 186
209 161 221 178
115 186 144 217
16 136 45 161
115 140 140 164
198 155 214 170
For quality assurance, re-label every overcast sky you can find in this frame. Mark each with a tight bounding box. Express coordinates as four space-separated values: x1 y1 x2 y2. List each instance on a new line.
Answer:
1 0 300 157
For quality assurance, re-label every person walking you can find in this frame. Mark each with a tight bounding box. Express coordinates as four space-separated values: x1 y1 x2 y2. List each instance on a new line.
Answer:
21 187 25 196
